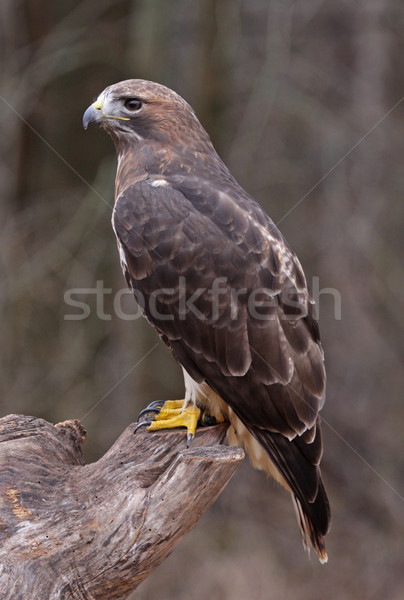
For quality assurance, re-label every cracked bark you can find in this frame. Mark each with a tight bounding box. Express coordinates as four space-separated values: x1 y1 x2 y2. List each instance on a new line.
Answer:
0 414 243 599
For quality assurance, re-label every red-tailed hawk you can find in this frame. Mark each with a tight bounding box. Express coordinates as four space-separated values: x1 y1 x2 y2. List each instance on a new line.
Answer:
83 79 330 562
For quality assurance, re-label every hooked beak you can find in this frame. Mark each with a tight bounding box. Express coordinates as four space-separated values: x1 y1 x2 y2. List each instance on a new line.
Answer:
82 98 104 130
83 97 130 130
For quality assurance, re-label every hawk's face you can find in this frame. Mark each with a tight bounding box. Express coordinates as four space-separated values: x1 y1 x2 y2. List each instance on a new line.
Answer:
82 79 211 152
82 91 145 137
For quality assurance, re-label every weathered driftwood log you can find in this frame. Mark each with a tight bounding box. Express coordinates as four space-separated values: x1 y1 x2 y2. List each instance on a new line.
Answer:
0 414 244 599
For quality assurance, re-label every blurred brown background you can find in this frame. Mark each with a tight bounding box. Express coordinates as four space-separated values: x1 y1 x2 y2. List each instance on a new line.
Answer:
1 1 404 598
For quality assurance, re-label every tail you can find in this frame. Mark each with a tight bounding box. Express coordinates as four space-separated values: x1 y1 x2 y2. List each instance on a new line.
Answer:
248 425 331 563
291 478 330 563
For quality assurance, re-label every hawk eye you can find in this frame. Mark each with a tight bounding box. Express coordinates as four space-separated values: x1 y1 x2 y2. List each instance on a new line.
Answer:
124 98 143 112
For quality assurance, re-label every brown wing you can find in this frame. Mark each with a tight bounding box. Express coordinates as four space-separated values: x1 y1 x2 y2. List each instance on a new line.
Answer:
113 177 330 557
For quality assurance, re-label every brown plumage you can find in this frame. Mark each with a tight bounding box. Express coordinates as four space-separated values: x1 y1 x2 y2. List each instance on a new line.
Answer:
83 79 331 561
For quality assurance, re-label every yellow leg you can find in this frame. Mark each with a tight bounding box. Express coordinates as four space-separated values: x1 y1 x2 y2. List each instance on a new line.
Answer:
147 400 201 447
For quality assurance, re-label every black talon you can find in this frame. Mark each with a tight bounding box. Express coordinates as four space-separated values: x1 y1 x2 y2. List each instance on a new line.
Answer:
146 400 165 410
136 400 165 422
137 407 161 421
133 420 152 434
186 432 194 449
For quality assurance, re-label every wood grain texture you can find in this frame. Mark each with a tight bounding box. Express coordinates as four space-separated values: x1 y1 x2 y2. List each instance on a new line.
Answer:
0 414 244 599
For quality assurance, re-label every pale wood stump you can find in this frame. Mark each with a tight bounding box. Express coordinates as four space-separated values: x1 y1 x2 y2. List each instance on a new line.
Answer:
0 414 244 599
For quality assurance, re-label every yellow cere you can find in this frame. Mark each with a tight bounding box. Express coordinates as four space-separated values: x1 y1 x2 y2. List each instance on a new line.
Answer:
93 98 130 122
93 98 104 111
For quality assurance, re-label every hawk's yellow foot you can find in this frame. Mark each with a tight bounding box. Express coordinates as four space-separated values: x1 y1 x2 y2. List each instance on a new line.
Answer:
148 400 200 447
135 400 200 447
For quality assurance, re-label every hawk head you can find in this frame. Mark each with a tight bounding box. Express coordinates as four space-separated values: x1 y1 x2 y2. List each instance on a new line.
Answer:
83 79 212 152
